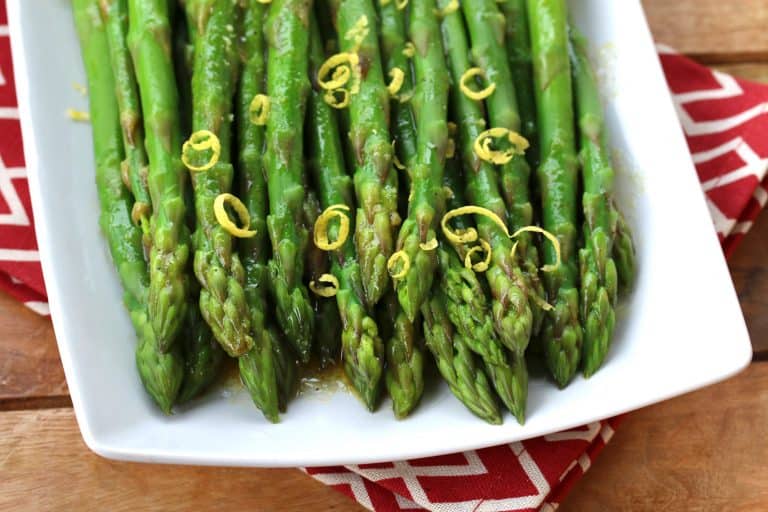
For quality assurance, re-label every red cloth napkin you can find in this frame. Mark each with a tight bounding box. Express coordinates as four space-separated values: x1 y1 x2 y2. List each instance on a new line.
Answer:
2 0 767 508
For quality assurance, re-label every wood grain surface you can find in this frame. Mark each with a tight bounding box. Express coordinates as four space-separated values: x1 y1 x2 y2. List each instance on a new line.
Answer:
0 1 766 511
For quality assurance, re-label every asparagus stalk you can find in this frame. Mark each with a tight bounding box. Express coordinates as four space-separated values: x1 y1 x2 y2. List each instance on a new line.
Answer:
263 0 315 362
127 0 190 351
307 15 385 409
98 0 151 240
329 0 398 307
422 290 501 425
184 0 256 358
528 0 583 387
379 291 424 418
498 0 538 164
236 0 295 422
391 0 450 321
438 0 531 419
462 0 546 335
304 190 343 367
75 0 183 412
569 28 619 376
438 0 533 358
441 158 527 422
176 284 224 403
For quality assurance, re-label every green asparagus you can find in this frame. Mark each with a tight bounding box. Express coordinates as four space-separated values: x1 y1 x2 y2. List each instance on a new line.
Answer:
177 285 224 403
76 0 183 413
99 0 151 239
440 160 527 422
462 0 546 336
613 208 636 294
498 0 538 164
391 0 449 322
380 291 424 418
264 0 315 362
528 0 582 387
438 0 533 357
422 290 502 424
307 14 385 409
236 0 298 421
329 0 398 307
569 28 620 376
127 0 190 351
184 0 255 358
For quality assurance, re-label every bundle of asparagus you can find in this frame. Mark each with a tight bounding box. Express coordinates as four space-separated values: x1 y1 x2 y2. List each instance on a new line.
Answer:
74 0 636 424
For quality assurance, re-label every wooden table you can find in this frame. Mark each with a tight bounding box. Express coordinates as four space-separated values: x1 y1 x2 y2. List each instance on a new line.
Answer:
2 1 767 510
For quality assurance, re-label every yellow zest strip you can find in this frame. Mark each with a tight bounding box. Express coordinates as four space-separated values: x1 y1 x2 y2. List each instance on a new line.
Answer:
473 127 529 165
441 205 509 245
182 130 221 172
387 68 405 96
511 226 562 272
318 52 358 90
72 82 87 96
446 138 456 159
309 274 340 297
256 0 271 3
345 15 369 50
314 205 351 251
460 67 496 101
213 193 256 238
464 238 492 273
396 0 408 8
249 94 270 125
323 88 351 109
387 250 411 280
66 108 90 122
403 42 416 58
419 238 438 251
435 0 459 17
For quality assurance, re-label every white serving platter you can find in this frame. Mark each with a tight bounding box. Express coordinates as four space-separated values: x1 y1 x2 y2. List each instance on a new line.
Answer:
8 0 751 467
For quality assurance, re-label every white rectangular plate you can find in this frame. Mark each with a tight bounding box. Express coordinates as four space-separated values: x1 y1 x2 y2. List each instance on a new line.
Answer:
9 0 752 467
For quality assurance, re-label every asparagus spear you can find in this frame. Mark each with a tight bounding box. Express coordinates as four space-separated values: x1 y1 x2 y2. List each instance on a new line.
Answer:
184 0 256 358
304 190 343 367
441 159 527 422
236 0 298 421
438 0 533 358
75 0 183 412
263 0 315 362
377 0 415 220
498 0 538 165
569 29 620 376
379 291 424 418
127 0 190 351
329 0 398 307
422 290 501 425
98 0 151 240
528 0 582 387
390 0 449 321
462 0 546 335
307 15 384 409
176 284 224 403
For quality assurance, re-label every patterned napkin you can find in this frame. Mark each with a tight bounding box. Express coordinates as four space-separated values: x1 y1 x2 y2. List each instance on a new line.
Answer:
2 1 766 509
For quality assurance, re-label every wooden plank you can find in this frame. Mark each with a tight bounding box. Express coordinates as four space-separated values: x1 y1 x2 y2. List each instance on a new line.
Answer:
717 63 768 84
562 363 768 511
729 209 768 356
0 290 67 408
0 408 362 512
642 0 768 63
